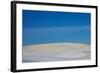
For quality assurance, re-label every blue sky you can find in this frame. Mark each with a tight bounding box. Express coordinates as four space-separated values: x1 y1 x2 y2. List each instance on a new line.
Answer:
22 10 91 46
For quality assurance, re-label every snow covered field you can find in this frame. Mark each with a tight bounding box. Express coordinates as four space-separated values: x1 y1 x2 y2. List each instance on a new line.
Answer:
22 43 90 63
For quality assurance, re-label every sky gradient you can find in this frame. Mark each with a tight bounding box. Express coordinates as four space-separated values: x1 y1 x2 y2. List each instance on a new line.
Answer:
22 10 91 46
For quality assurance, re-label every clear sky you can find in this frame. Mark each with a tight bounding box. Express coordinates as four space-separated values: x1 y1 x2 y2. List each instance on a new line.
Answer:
22 10 91 46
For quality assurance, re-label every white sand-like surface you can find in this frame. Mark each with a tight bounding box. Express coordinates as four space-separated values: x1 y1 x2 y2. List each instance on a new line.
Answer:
22 43 90 63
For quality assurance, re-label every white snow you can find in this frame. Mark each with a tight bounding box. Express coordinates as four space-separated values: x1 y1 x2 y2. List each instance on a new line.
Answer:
22 43 90 63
